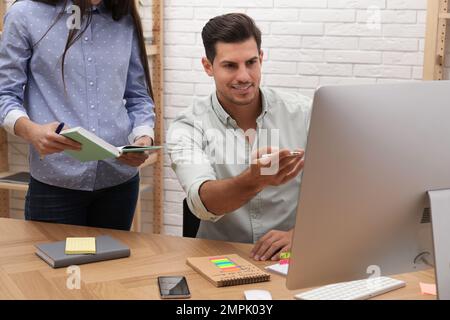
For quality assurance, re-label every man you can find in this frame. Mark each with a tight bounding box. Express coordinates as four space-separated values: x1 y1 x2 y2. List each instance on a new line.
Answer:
167 13 312 261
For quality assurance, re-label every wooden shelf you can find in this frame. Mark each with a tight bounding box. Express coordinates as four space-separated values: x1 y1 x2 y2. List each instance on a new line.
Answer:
0 165 157 193
0 172 28 192
146 44 159 56
139 183 152 193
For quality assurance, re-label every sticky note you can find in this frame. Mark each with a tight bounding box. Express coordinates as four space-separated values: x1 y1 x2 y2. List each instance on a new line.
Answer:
280 252 291 259
419 282 437 296
210 257 241 272
65 237 96 255
279 251 291 265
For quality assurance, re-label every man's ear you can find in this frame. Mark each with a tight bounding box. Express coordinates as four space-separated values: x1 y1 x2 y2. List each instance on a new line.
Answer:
259 49 264 66
202 57 214 77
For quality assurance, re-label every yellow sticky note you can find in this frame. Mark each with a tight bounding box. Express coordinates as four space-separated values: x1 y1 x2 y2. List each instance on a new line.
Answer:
65 237 96 255
280 252 291 260
419 282 437 296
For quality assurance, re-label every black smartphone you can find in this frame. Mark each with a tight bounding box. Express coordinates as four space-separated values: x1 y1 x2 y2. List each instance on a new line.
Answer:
158 276 191 299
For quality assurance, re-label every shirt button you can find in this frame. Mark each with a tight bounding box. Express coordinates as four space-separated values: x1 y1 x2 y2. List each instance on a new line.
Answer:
91 128 96 132
87 57 92 62
84 36 89 41
90 105 95 109
89 81 94 86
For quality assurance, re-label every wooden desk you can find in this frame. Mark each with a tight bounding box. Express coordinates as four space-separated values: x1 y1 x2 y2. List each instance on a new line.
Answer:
0 218 436 300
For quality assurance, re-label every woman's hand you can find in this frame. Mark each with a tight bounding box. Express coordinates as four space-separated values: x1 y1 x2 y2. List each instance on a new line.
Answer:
14 118 81 157
117 135 153 167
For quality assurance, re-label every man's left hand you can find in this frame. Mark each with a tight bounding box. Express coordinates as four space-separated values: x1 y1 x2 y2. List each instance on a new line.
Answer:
117 135 153 167
250 229 293 261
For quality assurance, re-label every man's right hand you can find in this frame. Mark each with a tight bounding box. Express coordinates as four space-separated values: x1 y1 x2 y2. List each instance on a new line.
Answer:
197 146 305 216
249 146 305 189
15 118 82 157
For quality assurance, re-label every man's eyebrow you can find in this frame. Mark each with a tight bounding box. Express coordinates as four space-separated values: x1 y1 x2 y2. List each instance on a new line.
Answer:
220 60 238 65
220 56 259 64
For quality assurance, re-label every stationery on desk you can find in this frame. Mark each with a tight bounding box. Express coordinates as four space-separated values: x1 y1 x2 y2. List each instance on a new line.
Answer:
186 254 270 287
420 282 437 296
65 237 96 255
35 235 130 268
265 263 289 276
265 252 290 276
60 126 162 162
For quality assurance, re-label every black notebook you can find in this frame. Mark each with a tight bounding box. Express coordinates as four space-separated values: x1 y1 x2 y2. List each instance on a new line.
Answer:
35 235 130 268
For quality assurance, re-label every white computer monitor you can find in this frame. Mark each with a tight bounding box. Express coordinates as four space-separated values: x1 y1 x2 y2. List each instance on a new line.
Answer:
287 80 450 299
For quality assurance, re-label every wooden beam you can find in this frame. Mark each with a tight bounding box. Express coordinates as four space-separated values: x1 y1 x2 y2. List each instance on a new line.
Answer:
152 0 164 234
423 0 441 80
0 0 5 31
435 0 449 80
423 0 449 80
0 2 9 218
0 130 10 218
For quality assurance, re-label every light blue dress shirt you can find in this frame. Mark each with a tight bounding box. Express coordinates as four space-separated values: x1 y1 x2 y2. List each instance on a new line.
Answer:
0 0 155 191
167 88 312 243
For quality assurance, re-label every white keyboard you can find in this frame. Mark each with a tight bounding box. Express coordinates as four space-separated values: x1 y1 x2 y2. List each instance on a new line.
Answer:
295 277 406 300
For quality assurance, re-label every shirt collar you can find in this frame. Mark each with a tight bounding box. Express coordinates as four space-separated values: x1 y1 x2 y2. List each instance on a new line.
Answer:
93 1 108 14
259 87 269 118
211 92 231 125
61 0 107 15
211 88 269 127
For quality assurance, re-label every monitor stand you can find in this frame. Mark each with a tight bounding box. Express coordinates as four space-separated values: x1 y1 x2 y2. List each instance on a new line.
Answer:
428 189 450 300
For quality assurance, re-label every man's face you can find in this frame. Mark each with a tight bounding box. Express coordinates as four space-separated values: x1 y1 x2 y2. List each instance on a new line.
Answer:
202 38 263 108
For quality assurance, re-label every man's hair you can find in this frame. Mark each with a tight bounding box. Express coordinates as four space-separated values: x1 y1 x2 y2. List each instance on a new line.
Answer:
201 13 262 63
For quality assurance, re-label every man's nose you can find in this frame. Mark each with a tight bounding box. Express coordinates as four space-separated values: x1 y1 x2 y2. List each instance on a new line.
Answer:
235 65 251 83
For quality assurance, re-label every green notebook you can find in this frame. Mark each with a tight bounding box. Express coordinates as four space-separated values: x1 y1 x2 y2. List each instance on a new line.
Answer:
61 127 162 162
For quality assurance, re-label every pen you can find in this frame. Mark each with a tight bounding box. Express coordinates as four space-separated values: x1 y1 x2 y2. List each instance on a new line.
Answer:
261 151 303 159
55 122 65 134
40 122 65 161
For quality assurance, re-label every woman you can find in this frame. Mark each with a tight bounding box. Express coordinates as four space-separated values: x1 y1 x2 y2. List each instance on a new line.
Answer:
0 0 155 230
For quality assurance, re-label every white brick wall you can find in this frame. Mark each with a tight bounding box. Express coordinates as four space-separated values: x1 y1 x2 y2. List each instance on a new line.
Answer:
158 0 430 237
3 0 434 236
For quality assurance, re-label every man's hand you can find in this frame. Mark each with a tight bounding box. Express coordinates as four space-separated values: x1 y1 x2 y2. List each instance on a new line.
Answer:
117 135 153 167
250 229 294 261
250 146 305 190
15 119 81 157
198 146 305 216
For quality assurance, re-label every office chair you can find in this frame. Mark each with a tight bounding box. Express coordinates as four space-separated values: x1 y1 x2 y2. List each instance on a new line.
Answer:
182 198 201 238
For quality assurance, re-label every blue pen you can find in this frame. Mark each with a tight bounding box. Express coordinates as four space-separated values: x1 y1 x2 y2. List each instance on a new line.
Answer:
55 122 65 134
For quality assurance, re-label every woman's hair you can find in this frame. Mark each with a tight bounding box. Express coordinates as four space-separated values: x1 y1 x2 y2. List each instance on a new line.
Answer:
19 0 153 98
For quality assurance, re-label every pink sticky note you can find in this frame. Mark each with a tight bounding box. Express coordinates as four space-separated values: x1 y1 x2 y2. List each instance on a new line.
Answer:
279 259 289 265
420 282 437 296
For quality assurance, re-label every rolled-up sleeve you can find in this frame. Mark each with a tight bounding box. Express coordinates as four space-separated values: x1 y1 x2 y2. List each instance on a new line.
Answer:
124 26 155 144
0 5 32 134
167 115 222 222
